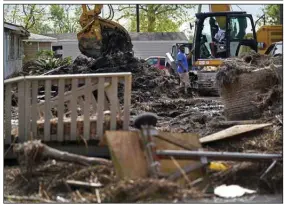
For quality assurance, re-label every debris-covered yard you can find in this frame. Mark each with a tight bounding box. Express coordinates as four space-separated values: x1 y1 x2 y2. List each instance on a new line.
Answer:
4 51 283 203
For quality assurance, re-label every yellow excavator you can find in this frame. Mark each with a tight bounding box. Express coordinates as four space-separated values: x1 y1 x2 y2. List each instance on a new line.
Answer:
77 4 133 58
189 4 282 95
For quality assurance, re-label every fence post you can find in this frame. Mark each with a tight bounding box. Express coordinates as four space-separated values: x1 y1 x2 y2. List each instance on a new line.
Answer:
4 83 12 144
18 79 26 141
123 75 132 130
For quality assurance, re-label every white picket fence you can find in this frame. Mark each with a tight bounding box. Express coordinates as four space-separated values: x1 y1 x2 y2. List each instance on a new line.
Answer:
4 73 132 144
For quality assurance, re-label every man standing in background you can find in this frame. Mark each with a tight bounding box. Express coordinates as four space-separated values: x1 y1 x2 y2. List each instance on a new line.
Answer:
177 46 190 94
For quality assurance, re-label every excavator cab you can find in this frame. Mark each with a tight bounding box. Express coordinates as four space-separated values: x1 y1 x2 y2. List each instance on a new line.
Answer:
192 11 258 67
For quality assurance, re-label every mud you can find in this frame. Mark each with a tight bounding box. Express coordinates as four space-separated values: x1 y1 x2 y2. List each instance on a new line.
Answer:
4 161 203 203
5 52 283 202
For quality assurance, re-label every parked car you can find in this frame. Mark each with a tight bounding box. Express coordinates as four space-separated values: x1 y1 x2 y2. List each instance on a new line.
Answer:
145 56 166 70
265 41 283 56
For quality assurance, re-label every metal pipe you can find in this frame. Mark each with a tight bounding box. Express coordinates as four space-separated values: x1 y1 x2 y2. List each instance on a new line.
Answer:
136 4 140 32
156 150 282 162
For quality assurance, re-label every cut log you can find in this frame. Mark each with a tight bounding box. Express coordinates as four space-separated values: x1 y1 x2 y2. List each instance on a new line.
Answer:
199 123 272 144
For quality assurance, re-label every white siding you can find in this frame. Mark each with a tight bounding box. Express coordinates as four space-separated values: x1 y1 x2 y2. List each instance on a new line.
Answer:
132 41 188 59
52 40 188 60
4 31 25 79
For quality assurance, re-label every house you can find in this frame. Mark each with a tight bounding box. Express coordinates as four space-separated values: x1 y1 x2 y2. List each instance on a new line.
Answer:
4 22 30 79
22 33 57 63
46 32 189 60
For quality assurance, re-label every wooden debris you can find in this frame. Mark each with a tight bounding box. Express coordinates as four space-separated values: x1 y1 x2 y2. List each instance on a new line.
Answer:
4 195 55 203
170 156 191 184
200 123 272 144
13 140 111 173
66 180 103 189
105 131 148 179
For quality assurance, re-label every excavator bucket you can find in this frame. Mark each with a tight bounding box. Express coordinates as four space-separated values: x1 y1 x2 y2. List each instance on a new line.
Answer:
77 5 133 58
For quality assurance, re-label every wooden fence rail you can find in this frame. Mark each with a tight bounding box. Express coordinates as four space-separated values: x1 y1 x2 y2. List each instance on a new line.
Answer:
4 73 132 144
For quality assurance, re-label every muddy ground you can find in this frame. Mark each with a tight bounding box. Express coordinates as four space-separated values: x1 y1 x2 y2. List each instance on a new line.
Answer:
5 52 283 202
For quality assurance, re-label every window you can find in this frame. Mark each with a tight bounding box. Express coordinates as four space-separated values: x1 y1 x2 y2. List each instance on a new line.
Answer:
229 16 254 56
146 58 158 65
9 34 15 60
229 16 253 41
159 58 165 66
17 37 21 59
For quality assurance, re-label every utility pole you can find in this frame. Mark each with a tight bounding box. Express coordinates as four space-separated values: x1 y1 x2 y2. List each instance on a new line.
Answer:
280 4 283 24
136 4 140 32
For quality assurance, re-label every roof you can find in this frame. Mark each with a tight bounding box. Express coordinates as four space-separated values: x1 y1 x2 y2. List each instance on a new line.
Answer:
23 33 57 42
45 32 188 42
4 22 30 37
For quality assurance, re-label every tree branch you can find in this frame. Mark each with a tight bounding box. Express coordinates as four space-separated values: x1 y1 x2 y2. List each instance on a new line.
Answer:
156 5 179 15
139 5 148 12
118 5 136 12
154 5 162 12
116 14 135 21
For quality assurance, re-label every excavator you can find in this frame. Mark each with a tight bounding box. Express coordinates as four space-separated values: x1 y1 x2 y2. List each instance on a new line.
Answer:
77 4 133 58
175 4 282 95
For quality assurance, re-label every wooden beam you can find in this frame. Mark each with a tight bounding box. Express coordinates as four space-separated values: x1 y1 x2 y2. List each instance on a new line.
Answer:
200 123 272 144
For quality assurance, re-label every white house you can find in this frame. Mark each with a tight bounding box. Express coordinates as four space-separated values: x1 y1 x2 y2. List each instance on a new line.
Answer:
4 22 30 79
46 32 189 60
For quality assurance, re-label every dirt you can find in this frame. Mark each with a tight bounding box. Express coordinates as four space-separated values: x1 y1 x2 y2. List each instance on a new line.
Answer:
4 161 204 203
5 51 283 202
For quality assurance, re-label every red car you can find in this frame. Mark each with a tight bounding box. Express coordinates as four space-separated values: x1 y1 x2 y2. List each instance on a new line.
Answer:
145 56 166 70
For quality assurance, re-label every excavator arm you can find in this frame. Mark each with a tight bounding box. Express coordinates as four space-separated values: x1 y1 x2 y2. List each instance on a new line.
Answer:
77 5 133 58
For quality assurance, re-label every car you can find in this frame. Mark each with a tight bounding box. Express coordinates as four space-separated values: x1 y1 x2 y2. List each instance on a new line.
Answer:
264 41 283 56
145 56 166 70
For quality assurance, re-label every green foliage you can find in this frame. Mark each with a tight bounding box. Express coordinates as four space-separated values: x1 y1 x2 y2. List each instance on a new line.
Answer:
24 50 73 74
49 5 81 33
4 5 49 34
262 5 281 25
117 4 196 32
4 4 81 34
36 50 55 59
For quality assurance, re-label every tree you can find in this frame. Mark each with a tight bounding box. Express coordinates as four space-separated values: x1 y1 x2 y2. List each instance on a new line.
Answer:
4 4 82 34
117 4 196 32
49 5 81 33
262 5 282 25
4 4 50 34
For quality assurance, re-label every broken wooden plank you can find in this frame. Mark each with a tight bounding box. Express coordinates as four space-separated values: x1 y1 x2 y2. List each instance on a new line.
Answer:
66 180 103 189
154 132 206 186
105 130 149 179
200 123 272 144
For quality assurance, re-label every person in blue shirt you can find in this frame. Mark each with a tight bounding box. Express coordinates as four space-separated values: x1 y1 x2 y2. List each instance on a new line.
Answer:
177 46 190 94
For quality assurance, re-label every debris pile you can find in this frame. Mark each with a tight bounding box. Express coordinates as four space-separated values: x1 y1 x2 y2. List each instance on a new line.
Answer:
216 52 282 120
4 160 203 203
5 50 283 203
